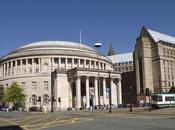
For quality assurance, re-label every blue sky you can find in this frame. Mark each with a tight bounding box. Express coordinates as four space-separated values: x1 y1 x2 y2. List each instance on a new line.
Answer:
0 0 175 56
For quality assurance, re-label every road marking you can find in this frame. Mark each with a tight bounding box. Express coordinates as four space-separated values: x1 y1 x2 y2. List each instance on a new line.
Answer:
0 117 30 130
40 116 63 129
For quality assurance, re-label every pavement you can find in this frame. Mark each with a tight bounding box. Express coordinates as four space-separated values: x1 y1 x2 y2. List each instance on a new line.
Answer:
0 107 175 130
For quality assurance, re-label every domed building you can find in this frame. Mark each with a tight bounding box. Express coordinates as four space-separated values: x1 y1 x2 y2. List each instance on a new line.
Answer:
0 41 122 110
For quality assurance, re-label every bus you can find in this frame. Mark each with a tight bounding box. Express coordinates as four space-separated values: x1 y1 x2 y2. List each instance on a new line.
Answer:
152 93 175 109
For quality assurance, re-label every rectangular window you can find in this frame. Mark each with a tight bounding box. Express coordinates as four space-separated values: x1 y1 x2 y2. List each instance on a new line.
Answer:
54 58 59 64
21 82 26 88
32 81 36 91
80 59 84 65
68 58 72 64
74 59 78 64
29 69 32 73
61 58 65 64
44 81 48 91
165 96 175 101
35 69 39 73
157 96 162 102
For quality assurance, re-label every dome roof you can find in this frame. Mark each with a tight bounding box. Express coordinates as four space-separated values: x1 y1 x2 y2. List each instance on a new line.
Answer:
17 41 95 52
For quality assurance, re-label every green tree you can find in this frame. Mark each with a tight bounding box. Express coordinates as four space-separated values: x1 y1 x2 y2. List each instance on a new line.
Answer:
169 86 175 93
0 84 5 103
4 82 26 109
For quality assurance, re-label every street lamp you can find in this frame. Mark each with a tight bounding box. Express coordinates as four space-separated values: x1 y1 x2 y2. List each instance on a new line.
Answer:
109 70 112 113
129 86 133 112
94 42 102 109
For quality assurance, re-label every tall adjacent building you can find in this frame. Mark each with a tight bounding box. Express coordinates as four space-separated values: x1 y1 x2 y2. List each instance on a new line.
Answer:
108 52 136 104
135 27 175 99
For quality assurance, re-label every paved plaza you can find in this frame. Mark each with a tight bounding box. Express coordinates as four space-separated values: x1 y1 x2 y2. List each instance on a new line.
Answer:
0 108 175 130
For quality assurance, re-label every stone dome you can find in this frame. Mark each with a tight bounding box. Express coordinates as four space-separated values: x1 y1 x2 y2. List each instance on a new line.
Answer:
17 41 96 52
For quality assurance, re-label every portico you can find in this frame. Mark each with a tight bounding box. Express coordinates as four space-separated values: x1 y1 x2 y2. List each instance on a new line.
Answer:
66 68 122 109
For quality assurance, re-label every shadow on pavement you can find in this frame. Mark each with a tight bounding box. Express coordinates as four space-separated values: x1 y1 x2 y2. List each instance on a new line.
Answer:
0 125 23 130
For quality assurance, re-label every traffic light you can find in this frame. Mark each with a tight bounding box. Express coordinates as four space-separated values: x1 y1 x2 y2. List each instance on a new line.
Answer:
145 88 149 96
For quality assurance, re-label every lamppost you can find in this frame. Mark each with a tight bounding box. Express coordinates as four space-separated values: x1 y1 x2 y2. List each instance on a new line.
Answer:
109 70 112 113
51 69 56 112
129 86 133 112
94 42 102 109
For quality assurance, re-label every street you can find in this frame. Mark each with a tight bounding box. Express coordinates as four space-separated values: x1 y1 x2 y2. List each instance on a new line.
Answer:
0 109 175 130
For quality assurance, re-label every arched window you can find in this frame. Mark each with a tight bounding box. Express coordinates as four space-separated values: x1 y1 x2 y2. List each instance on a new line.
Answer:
43 94 49 105
31 95 37 105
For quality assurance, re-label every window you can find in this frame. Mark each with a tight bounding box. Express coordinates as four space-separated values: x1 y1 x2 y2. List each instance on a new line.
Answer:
34 58 38 64
32 81 36 91
165 96 175 101
74 59 78 64
21 82 26 88
44 81 48 91
43 94 49 104
61 58 65 64
68 58 72 64
86 60 90 66
35 69 39 73
53 58 58 64
31 95 37 105
80 59 84 65
157 96 162 102
29 69 32 73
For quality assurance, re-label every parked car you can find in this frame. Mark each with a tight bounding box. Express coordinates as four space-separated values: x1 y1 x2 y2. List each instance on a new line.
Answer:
0 105 12 112
29 106 42 112
118 104 128 108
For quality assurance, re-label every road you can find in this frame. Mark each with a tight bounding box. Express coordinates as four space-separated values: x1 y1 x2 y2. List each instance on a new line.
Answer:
0 109 175 130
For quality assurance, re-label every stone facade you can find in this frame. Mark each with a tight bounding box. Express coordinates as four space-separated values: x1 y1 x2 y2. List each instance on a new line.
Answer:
134 27 175 99
108 53 137 104
0 41 122 110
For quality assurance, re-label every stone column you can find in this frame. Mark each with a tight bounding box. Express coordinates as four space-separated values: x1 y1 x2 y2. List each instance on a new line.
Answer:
4 64 6 76
86 76 90 108
20 59 23 74
32 58 34 73
58 58 61 70
78 59 80 68
90 60 92 69
113 82 117 105
76 76 81 109
72 58 74 69
103 78 107 105
111 78 114 104
65 58 67 70
7 63 9 76
51 58 54 72
15 60 17 75
38 58 41 72
26 59 28 74
117 79 122 104
10 61 13 75
83 59 85 68
94 77 99 105
2 64 4 76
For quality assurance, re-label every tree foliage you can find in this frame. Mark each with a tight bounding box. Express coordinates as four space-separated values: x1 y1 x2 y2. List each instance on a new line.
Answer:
0 84 4 103
169 86 175 93
4 82 26 107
